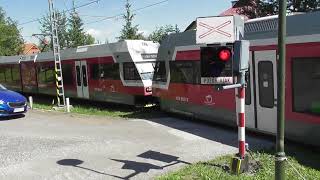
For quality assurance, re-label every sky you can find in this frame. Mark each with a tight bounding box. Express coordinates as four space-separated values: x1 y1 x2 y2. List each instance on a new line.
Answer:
0 0 232 44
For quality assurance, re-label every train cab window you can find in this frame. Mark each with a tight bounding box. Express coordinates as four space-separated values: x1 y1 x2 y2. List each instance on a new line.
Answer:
170 61 200 84
153 62 167 82
258 61 274 108
123 62 140 80
293 58 320 115
62 64 73 85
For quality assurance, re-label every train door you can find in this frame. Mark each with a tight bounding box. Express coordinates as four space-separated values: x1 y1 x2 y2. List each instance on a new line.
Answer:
75 61 89 99
254 50 277 134
236 52 255 129
245 52 256 129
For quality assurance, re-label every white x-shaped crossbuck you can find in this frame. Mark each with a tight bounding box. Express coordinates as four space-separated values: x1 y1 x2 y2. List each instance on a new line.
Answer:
198 21 232 39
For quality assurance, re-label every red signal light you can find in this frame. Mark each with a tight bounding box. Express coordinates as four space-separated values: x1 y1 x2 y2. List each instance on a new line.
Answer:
218 48 231 62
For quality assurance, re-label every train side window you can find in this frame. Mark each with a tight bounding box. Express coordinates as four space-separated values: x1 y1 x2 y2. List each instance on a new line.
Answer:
153 62 167 82
62 64 73 85
0 68 5 82
245 69 251 105
292 58 320 115
46 68 55 83
38 66 46 83
11 67 20 82
193 61 201 84
123 62 140 80
38 65 54 83
170 61 197 84
258 61 274 108
5 67 12 82
102 63 119 80
90 64 100 80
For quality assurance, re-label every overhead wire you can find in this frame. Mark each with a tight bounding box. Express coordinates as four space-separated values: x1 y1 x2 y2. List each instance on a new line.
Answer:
83 0 169 25
17 0 100 26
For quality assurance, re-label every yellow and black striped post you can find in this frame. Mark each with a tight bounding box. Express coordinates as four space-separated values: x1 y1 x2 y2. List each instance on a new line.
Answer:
55 66 61 106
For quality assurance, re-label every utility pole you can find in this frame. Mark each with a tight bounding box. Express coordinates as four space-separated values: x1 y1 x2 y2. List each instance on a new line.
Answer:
275 0 287 179
48 0 66 107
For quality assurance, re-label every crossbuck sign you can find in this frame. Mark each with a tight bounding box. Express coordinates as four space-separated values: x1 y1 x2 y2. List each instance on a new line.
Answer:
196 16 244 44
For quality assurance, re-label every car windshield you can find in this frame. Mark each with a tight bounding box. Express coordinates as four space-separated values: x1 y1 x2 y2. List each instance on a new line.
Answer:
0 84 7 91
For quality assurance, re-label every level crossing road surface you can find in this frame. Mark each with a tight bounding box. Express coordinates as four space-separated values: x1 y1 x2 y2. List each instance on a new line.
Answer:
0 110 273 180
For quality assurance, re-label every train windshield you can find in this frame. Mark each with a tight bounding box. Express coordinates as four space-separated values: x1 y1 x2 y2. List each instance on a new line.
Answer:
135 62 155 80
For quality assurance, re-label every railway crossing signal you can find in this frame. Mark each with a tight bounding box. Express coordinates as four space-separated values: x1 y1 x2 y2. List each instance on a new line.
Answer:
200 40 249 86
197 15 250 174
196 15 244 44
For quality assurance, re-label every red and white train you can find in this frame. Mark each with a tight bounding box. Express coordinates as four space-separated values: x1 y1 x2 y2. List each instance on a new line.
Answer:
0 40 159 105
0 12 319 146
152 12 320 146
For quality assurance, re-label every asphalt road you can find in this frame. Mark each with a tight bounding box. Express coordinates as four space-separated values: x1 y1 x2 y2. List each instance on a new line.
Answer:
0 110 273 180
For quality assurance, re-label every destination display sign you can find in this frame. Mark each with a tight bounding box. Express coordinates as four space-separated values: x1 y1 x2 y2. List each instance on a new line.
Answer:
141 53 157 59
201 77 234 85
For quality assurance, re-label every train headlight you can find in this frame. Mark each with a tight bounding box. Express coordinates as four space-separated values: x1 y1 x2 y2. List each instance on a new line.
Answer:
146 87 152 92
0 100 5 105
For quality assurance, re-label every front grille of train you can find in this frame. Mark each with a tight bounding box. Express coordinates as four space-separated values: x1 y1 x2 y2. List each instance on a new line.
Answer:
7 102 26 108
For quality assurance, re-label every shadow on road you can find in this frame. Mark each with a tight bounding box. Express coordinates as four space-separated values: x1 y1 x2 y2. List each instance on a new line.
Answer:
123 113 320 171
56 150 190 179
57 158 124 178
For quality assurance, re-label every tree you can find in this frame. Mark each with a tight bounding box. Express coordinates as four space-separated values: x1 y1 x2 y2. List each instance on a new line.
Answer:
288 0 320 12
38 1 95 50
236 0 320 19
148 24 180 43
84 33 95 45
67 1 95 48
118 0 145 40
235 0 278 19
39 10 68 51
0 7 23 56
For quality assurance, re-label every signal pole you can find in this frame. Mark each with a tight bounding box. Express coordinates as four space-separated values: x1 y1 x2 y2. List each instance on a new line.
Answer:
275 0 287 179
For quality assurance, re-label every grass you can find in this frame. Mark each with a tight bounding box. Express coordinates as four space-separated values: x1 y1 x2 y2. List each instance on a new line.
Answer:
30 95 164 118
157 146 320 180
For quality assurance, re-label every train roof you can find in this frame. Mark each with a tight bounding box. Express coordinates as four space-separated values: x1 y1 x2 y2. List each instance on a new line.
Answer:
0 54 37 64
244 11 320 40
157 11 320 61
0 40 159 64
183 11 320 40
0 55 21 64
36 40 159 63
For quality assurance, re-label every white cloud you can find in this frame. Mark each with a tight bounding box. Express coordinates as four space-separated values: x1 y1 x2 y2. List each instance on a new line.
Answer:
86 28 114 43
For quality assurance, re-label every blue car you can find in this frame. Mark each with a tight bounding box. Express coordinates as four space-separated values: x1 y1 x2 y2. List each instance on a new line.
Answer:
0 84 28 117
